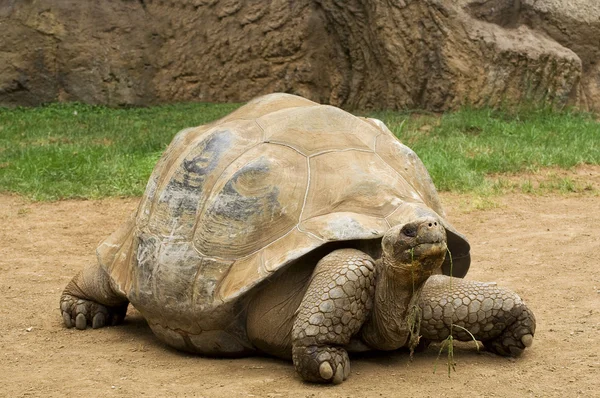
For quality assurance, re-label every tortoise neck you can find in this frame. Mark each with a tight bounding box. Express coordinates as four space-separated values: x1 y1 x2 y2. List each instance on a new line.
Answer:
360 258 428 351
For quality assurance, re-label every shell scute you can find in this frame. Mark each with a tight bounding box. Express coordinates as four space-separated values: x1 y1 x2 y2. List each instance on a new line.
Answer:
303 150 417 222
258 105 381 156
194 143 308 259
140 120 263 240
375 132 444 215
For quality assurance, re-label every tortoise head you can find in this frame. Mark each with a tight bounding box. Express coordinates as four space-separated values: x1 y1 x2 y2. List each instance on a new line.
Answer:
381 217 447 278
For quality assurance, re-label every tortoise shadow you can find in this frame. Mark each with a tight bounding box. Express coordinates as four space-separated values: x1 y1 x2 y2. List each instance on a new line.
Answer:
115 308 505 374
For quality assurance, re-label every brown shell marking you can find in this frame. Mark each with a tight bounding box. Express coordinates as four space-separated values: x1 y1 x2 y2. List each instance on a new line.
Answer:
194 143 308 259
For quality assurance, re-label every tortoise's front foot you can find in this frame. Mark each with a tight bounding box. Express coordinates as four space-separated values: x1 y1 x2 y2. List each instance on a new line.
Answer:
60 294 128 330
293 345 350 384
419 275 536 357
291 249 376 384
483 304 535 356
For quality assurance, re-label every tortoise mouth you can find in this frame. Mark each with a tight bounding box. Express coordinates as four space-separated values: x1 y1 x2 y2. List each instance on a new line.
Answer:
403 241 448 270
410 240 447 253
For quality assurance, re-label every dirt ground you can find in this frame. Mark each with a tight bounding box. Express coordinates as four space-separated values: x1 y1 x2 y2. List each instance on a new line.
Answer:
1 168 599 398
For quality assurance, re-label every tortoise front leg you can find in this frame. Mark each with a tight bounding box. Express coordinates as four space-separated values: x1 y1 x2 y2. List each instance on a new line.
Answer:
292 248 376 384
60 263 129 330
418 275 536 356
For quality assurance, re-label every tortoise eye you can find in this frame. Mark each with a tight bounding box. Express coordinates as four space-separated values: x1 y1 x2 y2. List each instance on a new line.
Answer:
401 224 417 238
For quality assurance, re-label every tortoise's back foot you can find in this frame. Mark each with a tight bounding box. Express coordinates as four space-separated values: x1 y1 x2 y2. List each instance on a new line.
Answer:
60 294 128 330
60 264 129 330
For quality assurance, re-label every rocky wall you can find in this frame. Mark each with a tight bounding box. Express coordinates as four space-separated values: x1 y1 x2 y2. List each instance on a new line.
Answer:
0 0 597 111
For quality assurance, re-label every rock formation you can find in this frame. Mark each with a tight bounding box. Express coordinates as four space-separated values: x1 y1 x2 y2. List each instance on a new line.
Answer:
0 0 598 111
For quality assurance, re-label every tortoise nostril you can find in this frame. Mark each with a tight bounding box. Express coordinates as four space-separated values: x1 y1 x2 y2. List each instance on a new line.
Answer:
428 223 433 227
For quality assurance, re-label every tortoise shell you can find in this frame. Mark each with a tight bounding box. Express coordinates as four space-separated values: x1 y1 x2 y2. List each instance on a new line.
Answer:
94 93 469 332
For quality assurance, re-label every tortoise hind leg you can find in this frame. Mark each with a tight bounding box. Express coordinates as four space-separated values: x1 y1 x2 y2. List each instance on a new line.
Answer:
418 275 536 356
60 263 129 330
292 248 376 384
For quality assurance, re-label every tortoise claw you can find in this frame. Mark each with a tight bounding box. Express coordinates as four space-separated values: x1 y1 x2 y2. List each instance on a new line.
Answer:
92 312 106 329
293 345 350 384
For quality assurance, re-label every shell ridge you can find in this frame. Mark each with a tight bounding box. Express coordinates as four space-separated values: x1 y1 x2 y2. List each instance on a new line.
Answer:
357 117 383 151
372 131 383 151
348 113 382 150
260 141 308 157
223 225 320 265
298 229 326 243
383 217 392 229
372 125 426 203
255 118 267 142
307 147 375 159
254 103 322 142
299 212 390 242
296 155 313 236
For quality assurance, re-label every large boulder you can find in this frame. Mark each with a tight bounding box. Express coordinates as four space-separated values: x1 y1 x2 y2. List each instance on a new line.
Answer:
0 0 157 107
0 0 598 111
521 0 600 111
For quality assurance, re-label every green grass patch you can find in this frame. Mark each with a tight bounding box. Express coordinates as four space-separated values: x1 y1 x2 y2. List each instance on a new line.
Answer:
369 107 600 194
0 102 240 200
1 103 599 200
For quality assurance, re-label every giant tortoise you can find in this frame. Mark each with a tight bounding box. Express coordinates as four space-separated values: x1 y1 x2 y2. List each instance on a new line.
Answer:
60 93 535 384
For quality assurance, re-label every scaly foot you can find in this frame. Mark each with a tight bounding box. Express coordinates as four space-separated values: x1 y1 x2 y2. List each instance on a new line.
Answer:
292 345 350 384
60 294 128 330
483 305 535 356
419 275 536 356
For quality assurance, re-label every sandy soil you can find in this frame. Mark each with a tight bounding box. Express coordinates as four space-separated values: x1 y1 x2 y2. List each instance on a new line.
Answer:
1 172 599 397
